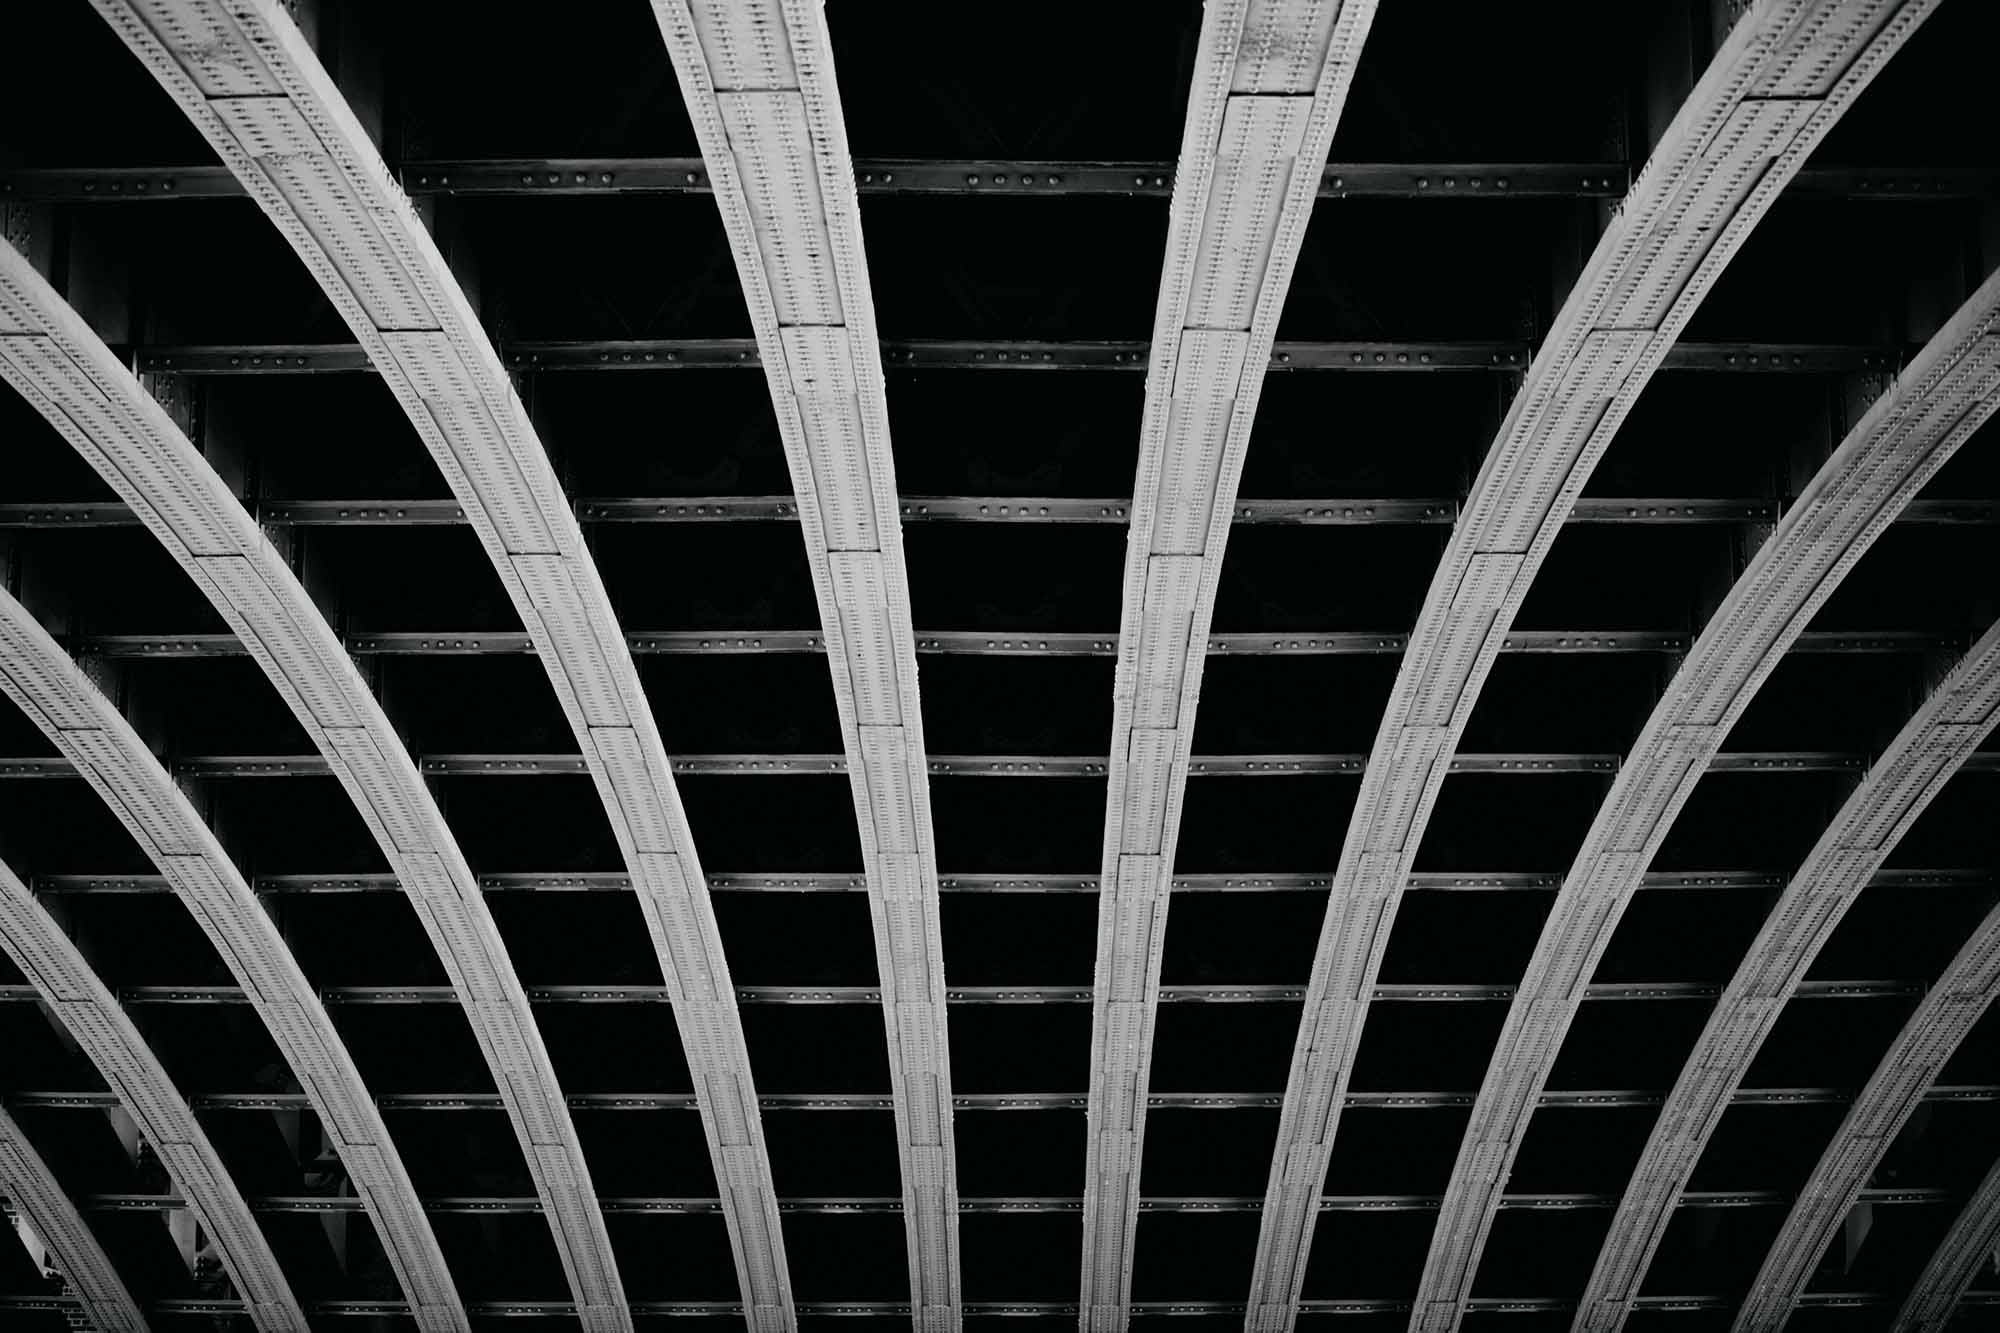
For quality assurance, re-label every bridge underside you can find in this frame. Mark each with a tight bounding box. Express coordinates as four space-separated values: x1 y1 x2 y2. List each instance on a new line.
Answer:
2 2 2000 1331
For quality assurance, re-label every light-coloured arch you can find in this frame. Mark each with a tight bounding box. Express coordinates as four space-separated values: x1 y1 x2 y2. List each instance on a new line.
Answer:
1246 4 1941 1328
1895 1148 2000 1332
84 2 792 1325
0 569 468 1331
646 5 962 1324
0 1101 147 1332
0 857 302 1330
1073 3 1379 1330
1570 516 2000 1331
1739 873 2000 1329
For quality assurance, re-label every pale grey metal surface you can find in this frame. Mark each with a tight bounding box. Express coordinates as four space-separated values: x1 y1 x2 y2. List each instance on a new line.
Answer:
1084 4 1380 1328
1575 610 2000 1330
0 856 305 1331
1738 887 2000 1329
1249 4 1943 1329
648 4 961 1327
0 1101 148 1333
1895 1150 2000 1331
0 583 464 1332
85 3 793 1326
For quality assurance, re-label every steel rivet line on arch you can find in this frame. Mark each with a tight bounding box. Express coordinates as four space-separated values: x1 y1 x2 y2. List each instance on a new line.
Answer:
81 2 795 1327
1896 1143 2000 1331
1740 822 2000 1326
1247 4 1945 1329
1551 276 2000 1331
0 544 458 1320
646 3 962 1328
0 1101 148 1332
1552 254 2000 1320
0 855 308 1331
1082 5 1383 1330
1583 615 2000 1328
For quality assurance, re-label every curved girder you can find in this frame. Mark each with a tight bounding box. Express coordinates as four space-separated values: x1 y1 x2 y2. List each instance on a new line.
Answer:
0 858 304 1331
87 2 792 1325
1738 880 2000 1328
1426 22 1986 1331
0 571 467 1331
1894 1149 2000 1332
1584 528 2000 1320
646 5 961 1324
0 1102 147 1333
1077 3 1378 1328
1246 3 1939 1327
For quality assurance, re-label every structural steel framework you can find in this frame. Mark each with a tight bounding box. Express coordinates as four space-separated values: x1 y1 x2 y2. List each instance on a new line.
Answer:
0 1101 147 1333
1250 3 1942 1327
0 853 307 1331
2 0 2000 1328
652 3 962 1324
1084 4 1379 1327
1741 881 2000 1327
87 0 791 1325
1558 272 2000 1329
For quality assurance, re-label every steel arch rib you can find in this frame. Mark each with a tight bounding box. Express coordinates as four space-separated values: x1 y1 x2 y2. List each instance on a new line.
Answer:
1738 878 2000 1330
86 3 793 1326
1561 273 2000 1331
0 855 304 1331
1895 1150 2000 1332
0 1102 148 1333
645 5 960 1325
0 569 466 1331
1074 3 1379 1329
1246 3 1940 1329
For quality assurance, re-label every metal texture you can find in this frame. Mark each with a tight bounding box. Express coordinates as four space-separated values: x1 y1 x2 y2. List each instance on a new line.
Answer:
21 1082 1999 1115
0 748 1956 781
649 5 958 1327
0 1101 147 1333
0 856 307 1331
1577 615 2000 1331
10 218 651 1333
0 593 466 1331
124 335 1925 376
1087 6 1380 1332
1428 260 2000 1332
0 1289 1985 1321
1737 884 2000 1329
10 156 1989 205
14 493 1999 532
55 627 1964 661
86 3 792 1327
1251 4 1942 1329
1895 1150 2000 1332
0 977 1914 1008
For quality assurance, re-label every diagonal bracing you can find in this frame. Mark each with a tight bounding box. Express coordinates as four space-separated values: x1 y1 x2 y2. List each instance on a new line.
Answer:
1738 857 2000 1330
0 855 306 1331
1246 3 1942 1329
1559 272 2000 1330
645 5 961 1326
86 2 795 1325
1079 4 1379 1328
0 1101 147 1333
0 559 468 1329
